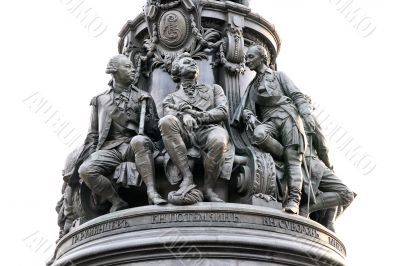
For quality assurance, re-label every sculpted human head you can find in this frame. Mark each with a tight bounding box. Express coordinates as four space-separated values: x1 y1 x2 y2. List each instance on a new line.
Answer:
106 55 135 86
171 53 199 83
245 44 271 72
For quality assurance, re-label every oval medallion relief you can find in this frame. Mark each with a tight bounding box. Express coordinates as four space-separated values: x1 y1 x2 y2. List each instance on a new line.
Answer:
158 10 188 48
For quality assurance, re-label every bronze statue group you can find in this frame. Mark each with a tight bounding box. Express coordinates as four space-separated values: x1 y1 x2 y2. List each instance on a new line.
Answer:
56 45 354 240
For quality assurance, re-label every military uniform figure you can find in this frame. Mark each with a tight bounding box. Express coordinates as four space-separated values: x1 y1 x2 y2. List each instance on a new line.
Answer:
159 53 234 202
299 115 354 230
78 55 166 213
233 44 315 214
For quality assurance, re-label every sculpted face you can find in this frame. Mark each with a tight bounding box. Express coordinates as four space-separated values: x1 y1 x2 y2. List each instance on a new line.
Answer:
114 57 136 85
177 56 199 80
245 46 263 71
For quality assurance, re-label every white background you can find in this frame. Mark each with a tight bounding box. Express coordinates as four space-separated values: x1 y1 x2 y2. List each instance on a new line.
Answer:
1 0 398 265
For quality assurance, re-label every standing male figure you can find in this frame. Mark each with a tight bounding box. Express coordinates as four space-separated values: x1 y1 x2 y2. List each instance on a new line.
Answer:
159 53 234 202
78 54 166 213
233 44 315 214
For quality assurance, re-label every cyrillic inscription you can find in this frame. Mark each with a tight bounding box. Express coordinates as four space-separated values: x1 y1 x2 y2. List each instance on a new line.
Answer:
263 217 320 238
328 236 345 254
152 212 240 224
72 219 129 244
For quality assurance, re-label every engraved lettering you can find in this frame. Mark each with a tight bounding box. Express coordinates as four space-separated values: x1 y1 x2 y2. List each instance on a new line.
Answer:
151 212 240 224
263 217 319 239
177 213 184 222
328 237 345 254
71 219 129 245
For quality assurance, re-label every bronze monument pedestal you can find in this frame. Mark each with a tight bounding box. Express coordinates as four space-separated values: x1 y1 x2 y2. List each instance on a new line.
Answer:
52 203 346 266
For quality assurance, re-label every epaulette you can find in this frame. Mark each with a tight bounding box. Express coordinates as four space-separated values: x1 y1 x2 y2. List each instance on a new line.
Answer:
89 89 111 106
90 96 97 106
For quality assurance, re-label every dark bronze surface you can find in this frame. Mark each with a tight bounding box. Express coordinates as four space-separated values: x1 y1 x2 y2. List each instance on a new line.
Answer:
50 1 353 265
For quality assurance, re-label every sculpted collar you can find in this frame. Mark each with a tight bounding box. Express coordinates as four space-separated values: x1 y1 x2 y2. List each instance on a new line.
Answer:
252 67 275 90
264 67 273 74
181 82 197 97
111 85 139 111
254 67 272 79
111 84 138 94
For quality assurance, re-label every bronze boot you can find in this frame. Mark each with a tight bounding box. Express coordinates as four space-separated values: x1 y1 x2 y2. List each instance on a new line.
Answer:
300 192 346 216
253 132 284 161
282 145 303 214
162 133 194 189
89 174 128 213
135 149 167 205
